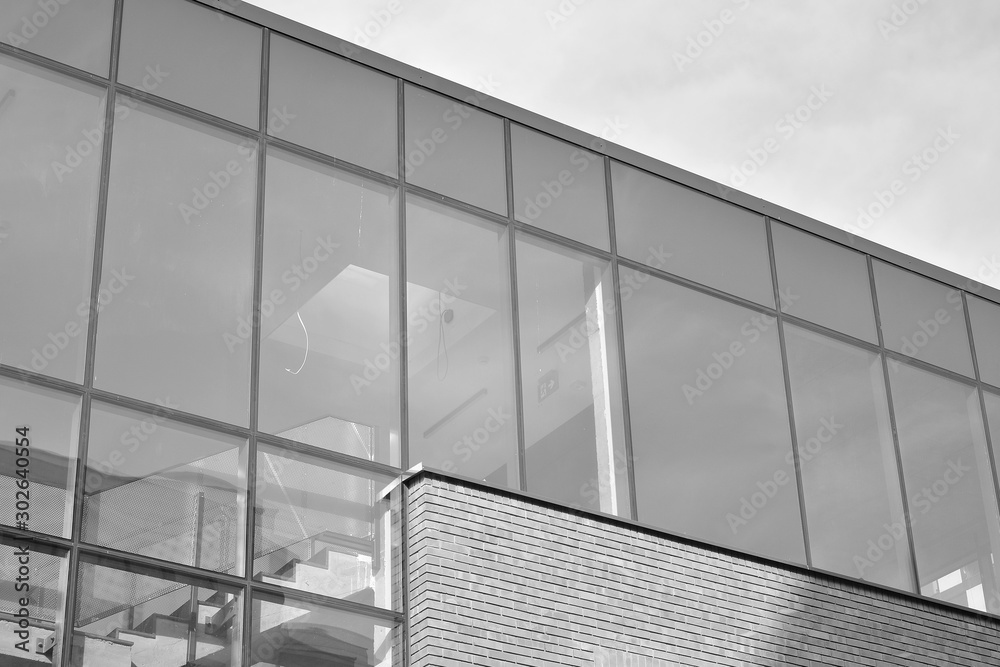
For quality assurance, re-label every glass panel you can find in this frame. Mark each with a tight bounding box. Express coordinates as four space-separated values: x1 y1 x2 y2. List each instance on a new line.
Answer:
269 35 397 176
890 363 1000 612
516 234 630 516
251 592 396 667
783 324 912 590
404 85 506 215
93 99 256 427
71 557 242 667
873 260 973 377
119 0 261 127
83 401 247 575
772 223 878 343
405 197 519 488
0 0 115 76
621 269 804 563
259 150 399 465
968 294 1000 388
0 538 68 664
253 445 396 610
511 124 608 250
611 160 773 306
0 377 80 538
0 56 105 382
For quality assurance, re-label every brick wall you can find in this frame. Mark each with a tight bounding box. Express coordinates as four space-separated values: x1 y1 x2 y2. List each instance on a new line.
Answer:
405 473 1000 666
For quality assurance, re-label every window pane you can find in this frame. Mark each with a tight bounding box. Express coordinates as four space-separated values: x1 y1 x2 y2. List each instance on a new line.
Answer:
0 0 115 76
72 557 242 667
269 35 397 176
254 445 397 610
83 402 247 575
405 197 519 488
772 223 878 343
0 377 80 538
251 592 397 666
968 294 1000 388
516 234 630 516
119 0 261 127
873 260 973 377
404 85 506 215
890 363 1000 612
259 150 399 465
611 161 773 306
783 324 912 590
0 538 67 664
0 56 105 382
512 124 608 250
93 100 256 427
621 269 804 563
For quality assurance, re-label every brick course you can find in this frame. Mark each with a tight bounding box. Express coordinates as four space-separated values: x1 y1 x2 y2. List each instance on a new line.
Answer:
405 473 1000 666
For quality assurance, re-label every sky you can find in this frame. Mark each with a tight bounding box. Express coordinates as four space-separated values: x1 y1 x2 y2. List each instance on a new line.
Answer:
243 0 1000 290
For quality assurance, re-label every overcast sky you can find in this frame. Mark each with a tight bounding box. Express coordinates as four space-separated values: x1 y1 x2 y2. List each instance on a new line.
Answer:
244 0 1000 289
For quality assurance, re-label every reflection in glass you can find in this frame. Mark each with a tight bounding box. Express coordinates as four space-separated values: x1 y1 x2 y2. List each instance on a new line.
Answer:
251 592 396 666
771 223 877 343
968 295 1000 388
253 445 396 610
0 538 67 664
0 0 115 76
404 85 506 215
611 161 773 306
71 557 242 667
890 363 1000 612
873 260 973 377
0 56 105 382
406 197 519 488
83 402 247 575
93 100 256 427
119 0 261 127
259 150 399 465
783 324 912 589
511 124 608 250
516 234 629 516
621 270 805 563
269 35 397 175
0 378 80 538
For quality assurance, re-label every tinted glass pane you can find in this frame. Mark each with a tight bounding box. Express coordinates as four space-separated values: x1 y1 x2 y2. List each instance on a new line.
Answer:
269 35 397 175
83 402 247 575
873 260 973 377
968 295 1000 388
254 445 396 610
621 269 804 563
406 197 519 488
119 0 261 127
259 150 399 465
784 324 912 589
0 377 80 538
404 85 506 215
0 538 67 664
0 57 105 382
512 124 608 250
890 363 1000 612
772 223 878 343
72 557 242 667
611 161 773 306
0 0 115 76
251 593 396 666
516 234 629 516
93 100 256 426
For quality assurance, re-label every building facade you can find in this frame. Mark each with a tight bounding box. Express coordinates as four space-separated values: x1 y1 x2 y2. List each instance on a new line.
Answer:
1 0 999 664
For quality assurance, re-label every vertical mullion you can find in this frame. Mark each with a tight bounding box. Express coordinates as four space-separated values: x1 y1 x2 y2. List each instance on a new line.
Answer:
505 118 528 492
397 78 408 470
